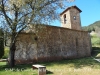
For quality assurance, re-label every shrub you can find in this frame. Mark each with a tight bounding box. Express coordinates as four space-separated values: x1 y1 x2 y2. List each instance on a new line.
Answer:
91 34 100 46
0 31 4 59
96 53 100 58
2 47 9 59
0 38 4 59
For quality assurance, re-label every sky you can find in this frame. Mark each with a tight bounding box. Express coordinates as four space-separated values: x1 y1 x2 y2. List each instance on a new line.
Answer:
51 0 100 27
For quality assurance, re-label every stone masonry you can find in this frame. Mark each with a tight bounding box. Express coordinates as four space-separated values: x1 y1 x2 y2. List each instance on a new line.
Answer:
15 25 91 64
60 6 82 30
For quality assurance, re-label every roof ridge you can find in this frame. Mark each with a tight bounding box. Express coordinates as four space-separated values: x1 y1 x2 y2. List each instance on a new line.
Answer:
60 5 82 15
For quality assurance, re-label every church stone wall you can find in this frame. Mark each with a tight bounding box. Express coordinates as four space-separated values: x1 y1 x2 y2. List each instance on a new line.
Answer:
15 25 91 64
69 8 81 30
60 6 82 30
60 10 71 28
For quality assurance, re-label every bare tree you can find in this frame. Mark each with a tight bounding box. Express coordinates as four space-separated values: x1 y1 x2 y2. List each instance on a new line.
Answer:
0 0 74 67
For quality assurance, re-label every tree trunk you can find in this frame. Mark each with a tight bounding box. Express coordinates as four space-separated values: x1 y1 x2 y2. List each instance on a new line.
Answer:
9 42 16 67
9 32 16 67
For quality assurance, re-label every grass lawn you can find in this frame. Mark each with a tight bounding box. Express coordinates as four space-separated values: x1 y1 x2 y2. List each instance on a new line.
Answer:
0 57 100 75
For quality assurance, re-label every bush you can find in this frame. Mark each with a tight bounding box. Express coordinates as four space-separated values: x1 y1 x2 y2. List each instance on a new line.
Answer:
0 29 4 59
0 37 4 59
91 34 100 46
2 47 9 59
96 53 100 58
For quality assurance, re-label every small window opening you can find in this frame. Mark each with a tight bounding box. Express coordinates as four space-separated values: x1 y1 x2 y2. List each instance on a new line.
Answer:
34 37 38 41
64 14 67 24
33 33 38 41
73 16 76 20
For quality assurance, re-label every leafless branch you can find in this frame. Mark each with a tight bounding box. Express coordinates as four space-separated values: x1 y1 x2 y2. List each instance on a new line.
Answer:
1 0 12 28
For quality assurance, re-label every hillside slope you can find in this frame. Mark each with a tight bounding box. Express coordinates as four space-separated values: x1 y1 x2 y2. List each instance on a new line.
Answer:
82 20 100 32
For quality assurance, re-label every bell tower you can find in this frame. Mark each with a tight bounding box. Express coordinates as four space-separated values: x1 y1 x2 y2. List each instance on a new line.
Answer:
60 6 82 30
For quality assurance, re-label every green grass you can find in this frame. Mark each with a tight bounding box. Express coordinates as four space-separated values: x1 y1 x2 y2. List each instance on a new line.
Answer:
91 34 100 47
0 57 100 75
0 62 38 75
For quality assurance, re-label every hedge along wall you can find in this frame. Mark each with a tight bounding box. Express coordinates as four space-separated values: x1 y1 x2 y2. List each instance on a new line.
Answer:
15 25 91 64
0 29 4 59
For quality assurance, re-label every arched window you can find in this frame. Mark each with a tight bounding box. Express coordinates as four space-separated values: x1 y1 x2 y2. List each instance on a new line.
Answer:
64 14 67 24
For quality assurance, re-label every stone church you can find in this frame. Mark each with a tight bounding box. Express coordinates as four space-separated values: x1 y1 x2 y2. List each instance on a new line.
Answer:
15 6 91 64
